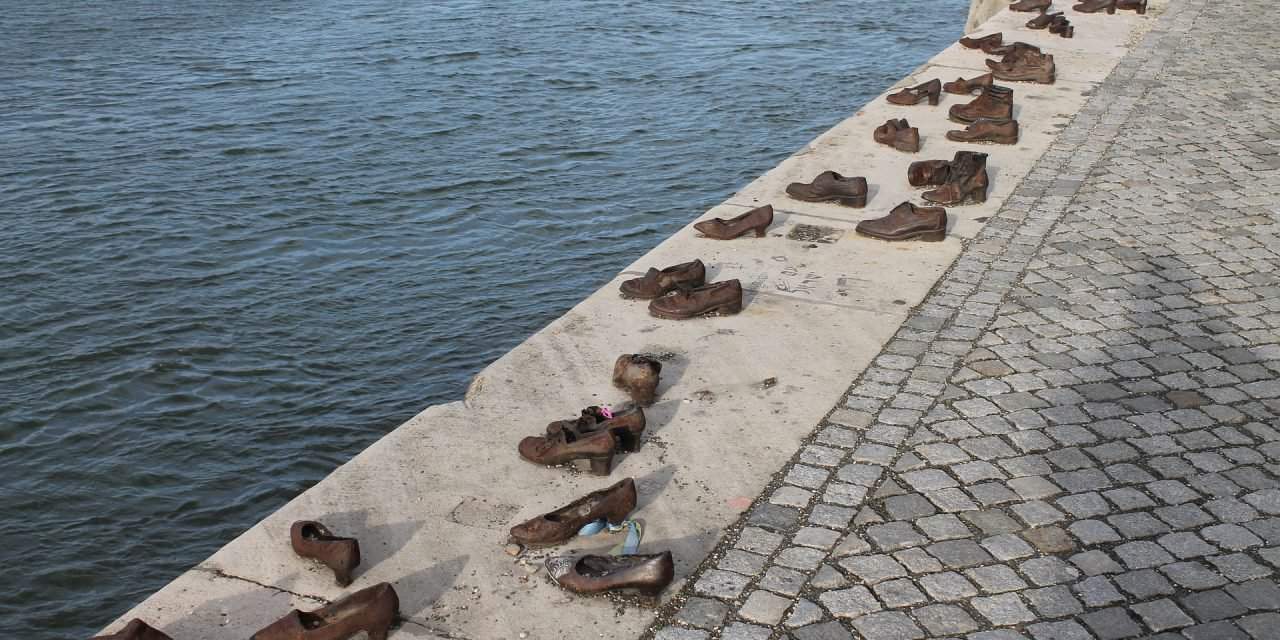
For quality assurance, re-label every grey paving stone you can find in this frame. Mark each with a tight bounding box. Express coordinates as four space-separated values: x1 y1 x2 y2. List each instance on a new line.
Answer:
866 521 926 551
1131 598 1196 632
892 547 942 574
694 569 750 599
972 593 1036 626
1113 568 1176 599
1226 579 1280 610
793 527 841 551
675 598 728 630
1080 606 1144 640
928 539 995 569
916 604 980 636
720 622 770 640
838 554 907 585
872 577 927 608
1026 620 1093 640
653 628 710 640
965 564 1029 593
784 598 824 629
1163 561 1230 590
739 590 792 626
791 620 853 640
809 564 848 591
1181 589 1249 622
761 565 808 597
776 546 828 570
719 549 768 576
1025 585 1083 618
818 585 881 619
850 611 925 640
736 526 784 555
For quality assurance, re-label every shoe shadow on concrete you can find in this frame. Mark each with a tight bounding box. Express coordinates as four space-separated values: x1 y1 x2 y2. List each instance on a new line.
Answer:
634 464 677 512
162 569 324 639
310 509 425 578
390 554 469 621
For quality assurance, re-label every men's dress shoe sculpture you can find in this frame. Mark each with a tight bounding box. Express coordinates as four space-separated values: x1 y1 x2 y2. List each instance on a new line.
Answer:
785 171 868 207
547 406 648 452
92 620 173 640
509 478 637 547
520 427 618 475
251 583 399 640
546 550 675 597
949 85 1013 124
887 79 941 106
947 118 1020 145
989 52 1056 84
1027 10 1064 27
923 152 989 206
291 521 361 586
1073 0 1116 12
874 118 920 153
620 259 705 299
944 73 993 95
693 205 773 239
856 202 948 242
1010 0 1051 11
613 354 661 406
959 32 1002 51
987 41 1042 60
1049 15 1075 37
648 279 743 320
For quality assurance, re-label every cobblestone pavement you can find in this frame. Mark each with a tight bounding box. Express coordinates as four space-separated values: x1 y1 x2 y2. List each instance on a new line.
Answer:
646 0 1280 638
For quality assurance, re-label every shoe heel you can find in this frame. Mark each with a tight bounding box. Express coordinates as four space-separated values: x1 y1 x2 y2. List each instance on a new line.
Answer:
589 456 613 476
839 195 867 208
1138 0 1147 13
367 627 389 640
753 225 768 238
928 94 940 106
968 186 987 204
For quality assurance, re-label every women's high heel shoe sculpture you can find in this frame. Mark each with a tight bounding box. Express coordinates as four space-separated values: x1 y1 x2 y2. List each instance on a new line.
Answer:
785 171 868 207
648 280 743 320
546 406 647 452
291 521 361 586
1073 0 1116 12
613 354 661 406
620 260 706 299
923 152 990 206
959 33 1002 51
546 550 675 597
693 205 773 239
856 202 948 242
251 583 399 640
887 79 941 106
509 478 638 547
943 73 993 95
1027 10 1064 28
92 620 173 640
519 427 618 475
1010 0 1052 11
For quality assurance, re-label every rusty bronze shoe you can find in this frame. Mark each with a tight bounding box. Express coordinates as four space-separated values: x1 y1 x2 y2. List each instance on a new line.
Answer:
887 79 941 106
856 202 947 242
620 259 706 299
924 152 989 206
509 478 637 548
1010 0 1051 11
291 521 361 587
989 53 1055 84
546 406 647 452
785 171 868 207
908 159 952 187
546 550 675 597
1117 0 1148 13
613 354 661 406
947 118 1020 145
874 118 920 153
987 41 1042 61
949 85 1013 124
1027 10 1064 27
1049 15 1075 37
959 32 1002 50
648 280 743 320
251 583 398 640
944 73 993 95
520 428 617 475
92 620 173 640
693 205 772 239
1073 0 1116 12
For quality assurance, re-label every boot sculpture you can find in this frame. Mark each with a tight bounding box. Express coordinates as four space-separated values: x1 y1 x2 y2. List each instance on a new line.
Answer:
693 205 772 239
290 521 361 586
648 279 743 320
923 152 989 206
1049 15 1075 37
546 550 675 597
509 478 637 547
785 171 868 207
1027 10 1064 28
949 85 1013 124
92 620 173 640
959 33 1002 51
947 119 1020 145
874 119 920 153
887 79 941 106
1010 0 1051 11
251 583 398 640
989 52 1055 84
613 354 661 406
856 202 947 242
944 73 993 95
620 259 705 299
519 427 618 475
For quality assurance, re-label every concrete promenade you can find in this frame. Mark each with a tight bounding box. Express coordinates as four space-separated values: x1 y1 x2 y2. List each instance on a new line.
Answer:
96 0 1280 638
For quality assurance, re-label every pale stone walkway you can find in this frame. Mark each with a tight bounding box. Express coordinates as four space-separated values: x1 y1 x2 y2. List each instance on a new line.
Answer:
647 0 1280 638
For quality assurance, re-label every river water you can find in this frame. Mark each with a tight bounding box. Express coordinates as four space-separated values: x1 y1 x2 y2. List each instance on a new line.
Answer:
0 1 967 636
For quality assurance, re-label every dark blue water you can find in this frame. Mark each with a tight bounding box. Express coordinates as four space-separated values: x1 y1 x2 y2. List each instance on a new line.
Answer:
0 1 967 636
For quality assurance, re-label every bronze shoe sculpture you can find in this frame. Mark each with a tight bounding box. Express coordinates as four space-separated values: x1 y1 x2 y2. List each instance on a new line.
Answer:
546 550 675 597
887 79 941 106
874 118 920 153
923 152 989 206
785 171 868 207
949 85 1013 124
509 478 637 548
1049 15 1075 37
520 427 617 475
959 33 1002 51
648 280 743 320
1010 0 1052 11
943 73 993 95
908 159 952 187
1117 0 1148 13
291 521 361 587
620 259 706 299
987 42 1042 61
947 118 1020 145
613 354 661 406
989 53 1055 84
693 205 772 239
546 406 648 452
92 620 173 640
1027 10 1064 27
1073 0 1116 12
252 583 398 640
856 202 947 242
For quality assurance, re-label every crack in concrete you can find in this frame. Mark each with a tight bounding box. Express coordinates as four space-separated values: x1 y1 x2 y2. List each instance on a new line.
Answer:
194 566 329 605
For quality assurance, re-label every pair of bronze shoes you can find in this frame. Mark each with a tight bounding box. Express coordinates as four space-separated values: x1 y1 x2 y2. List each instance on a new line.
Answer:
947 84 1017 143
1075 0 1147 13
693 204 773 239
251 583 399 640
856 202 947 242
92 620 172 640
874 119 920 153
887 78 941 106
786 171 868 208
619 259 744 320
520 405 647 475
910 151 990 206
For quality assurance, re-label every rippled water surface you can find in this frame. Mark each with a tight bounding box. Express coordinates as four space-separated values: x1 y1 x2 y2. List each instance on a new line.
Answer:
0 1 967 636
